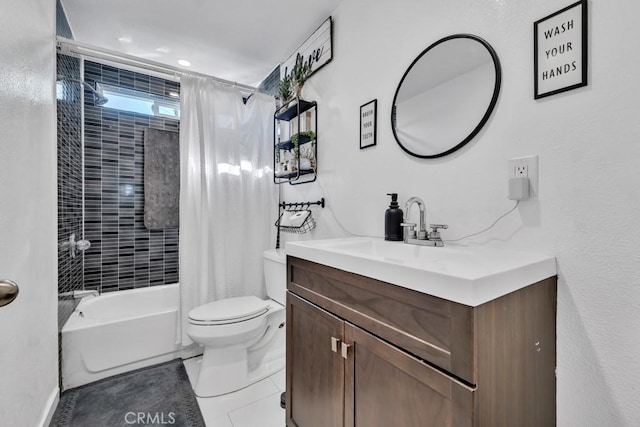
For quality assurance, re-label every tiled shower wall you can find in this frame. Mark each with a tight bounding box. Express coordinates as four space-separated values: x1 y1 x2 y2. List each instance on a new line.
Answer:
259 65 280 97
83 61 180 293
57 53 84 326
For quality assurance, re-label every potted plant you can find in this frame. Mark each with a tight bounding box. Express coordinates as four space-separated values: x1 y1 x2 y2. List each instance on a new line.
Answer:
291 54 312 99
278 74 292 104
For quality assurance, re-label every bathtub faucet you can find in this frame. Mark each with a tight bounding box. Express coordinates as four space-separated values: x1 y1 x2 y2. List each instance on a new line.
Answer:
59 289 100 299
72 289 100 299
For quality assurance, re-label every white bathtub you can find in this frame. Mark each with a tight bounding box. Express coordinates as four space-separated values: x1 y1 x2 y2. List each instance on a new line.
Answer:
61 283 183 390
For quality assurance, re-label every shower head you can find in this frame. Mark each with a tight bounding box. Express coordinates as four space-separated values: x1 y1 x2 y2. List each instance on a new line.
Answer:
92 82 109 106
57 75 109 106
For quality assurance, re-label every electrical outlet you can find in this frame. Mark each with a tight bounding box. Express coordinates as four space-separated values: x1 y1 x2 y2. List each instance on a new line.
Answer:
514 164 528 177
508 155 538 197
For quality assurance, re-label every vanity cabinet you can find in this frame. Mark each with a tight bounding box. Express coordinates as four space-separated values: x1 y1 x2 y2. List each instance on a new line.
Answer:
286 293 345 427
274 97 317 185
285 256 557 427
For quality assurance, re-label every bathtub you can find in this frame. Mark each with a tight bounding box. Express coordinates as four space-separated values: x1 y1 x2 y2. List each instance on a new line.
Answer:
61 284 184 390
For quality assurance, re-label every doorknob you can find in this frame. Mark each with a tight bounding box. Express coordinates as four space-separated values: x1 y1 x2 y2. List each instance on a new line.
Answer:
0 279 19 308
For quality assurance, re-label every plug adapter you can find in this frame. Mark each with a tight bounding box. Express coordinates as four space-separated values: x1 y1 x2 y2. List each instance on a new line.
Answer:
508 177 530 200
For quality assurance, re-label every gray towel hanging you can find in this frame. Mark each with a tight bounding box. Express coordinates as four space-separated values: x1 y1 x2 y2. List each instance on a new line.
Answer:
144 128 180 229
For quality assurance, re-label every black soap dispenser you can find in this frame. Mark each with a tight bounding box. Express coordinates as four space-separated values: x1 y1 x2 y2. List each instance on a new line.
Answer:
385 193 404 241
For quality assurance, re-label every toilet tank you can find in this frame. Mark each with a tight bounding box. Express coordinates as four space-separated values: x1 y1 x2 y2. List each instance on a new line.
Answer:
263 249 286 305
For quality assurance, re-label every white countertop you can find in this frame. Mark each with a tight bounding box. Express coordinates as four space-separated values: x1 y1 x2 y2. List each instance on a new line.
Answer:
285 237 557 307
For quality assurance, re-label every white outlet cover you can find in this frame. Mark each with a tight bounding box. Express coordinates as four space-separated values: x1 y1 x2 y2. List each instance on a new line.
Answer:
508 155 538 197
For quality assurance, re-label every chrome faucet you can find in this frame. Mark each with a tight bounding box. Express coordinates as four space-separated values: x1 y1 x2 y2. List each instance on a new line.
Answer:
58 289 100 299
400 196 448 247
76 289 100 298
60 233 91 258
401 197 427 240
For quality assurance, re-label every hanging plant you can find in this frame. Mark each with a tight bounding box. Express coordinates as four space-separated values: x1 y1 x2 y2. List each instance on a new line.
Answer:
290 131 315 145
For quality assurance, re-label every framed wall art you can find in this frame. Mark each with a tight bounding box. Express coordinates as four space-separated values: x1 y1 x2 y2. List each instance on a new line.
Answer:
534 0 587 99
360 99 377 149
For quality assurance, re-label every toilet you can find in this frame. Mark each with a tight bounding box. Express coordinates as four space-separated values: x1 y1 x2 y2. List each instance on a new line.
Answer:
187 249 287 397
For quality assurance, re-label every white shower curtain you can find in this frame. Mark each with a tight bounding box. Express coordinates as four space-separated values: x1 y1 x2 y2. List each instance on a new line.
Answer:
179 75 276 345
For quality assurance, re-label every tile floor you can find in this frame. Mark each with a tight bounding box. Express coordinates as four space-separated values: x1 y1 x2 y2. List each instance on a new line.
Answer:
183 356 285 427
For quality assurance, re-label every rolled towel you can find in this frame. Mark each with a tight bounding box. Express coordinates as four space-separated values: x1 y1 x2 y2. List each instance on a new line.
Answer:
299 157 311 170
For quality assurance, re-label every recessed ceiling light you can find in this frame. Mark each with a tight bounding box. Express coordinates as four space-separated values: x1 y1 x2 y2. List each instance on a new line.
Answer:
118 36 132 43
178 59 191 67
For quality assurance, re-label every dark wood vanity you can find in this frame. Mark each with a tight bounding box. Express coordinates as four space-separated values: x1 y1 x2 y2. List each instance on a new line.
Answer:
285 256 557 427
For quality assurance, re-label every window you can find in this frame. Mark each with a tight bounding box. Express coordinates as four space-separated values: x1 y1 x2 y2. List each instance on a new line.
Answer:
56 81 65 101
100 84 180 119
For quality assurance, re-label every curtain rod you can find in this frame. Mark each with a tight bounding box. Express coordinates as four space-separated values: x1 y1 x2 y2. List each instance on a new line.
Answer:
56 37 264 94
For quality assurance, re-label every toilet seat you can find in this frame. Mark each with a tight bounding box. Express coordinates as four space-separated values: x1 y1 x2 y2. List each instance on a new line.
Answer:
188 296 269 326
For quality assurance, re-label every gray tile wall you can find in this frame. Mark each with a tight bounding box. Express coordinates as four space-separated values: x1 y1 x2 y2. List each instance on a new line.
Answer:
56 0 74 39
83 61 180 293
57 53 84 328
259 65 280 98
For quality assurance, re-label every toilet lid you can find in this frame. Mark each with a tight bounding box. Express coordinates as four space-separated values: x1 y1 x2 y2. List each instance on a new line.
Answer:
188 296 269 323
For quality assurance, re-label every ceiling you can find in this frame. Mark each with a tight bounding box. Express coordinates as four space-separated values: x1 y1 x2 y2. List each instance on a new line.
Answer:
60 0 344 87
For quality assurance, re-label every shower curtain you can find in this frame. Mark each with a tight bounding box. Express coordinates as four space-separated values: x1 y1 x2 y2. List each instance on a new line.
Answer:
179 76 276 345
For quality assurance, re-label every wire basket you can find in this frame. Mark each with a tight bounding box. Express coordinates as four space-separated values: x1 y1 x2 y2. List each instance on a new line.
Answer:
275 209 316 234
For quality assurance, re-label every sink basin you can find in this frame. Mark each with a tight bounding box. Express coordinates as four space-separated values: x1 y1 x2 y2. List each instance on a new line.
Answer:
285 237 556 306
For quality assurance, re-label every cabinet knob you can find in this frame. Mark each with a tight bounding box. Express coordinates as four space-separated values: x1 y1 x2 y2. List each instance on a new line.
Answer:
331 337 340 353
341 342 351 359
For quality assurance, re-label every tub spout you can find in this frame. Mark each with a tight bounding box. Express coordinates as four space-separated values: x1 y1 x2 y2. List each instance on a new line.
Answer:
72 289 99 299
59 289 100 299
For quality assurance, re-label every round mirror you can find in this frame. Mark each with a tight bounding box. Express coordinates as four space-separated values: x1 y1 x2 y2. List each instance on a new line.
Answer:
391 34 501 158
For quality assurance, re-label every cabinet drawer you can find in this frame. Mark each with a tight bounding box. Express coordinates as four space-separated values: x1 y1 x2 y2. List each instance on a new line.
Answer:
287 256 475 384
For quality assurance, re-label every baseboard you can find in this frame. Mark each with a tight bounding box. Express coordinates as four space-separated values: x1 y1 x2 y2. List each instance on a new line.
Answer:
38 387 59 427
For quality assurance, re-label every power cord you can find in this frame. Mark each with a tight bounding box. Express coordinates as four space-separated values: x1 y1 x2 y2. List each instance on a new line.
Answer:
315 177 380 238
315 176 518 242
445 200 520 243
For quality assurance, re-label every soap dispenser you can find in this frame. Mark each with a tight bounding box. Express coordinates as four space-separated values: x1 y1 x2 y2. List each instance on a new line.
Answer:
385 193 404 241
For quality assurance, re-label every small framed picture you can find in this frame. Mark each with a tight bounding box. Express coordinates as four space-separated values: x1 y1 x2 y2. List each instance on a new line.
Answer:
360 99 377 149
534 0 588 99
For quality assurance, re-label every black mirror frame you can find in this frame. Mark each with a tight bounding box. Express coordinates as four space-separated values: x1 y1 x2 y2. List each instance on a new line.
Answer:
391 34 502 159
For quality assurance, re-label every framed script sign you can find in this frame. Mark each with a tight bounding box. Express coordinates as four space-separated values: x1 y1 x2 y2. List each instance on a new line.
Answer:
534 0 587 99
281 17 333 81
360 99 377 149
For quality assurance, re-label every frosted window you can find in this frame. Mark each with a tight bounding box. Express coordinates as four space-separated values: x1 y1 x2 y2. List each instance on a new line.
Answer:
101 85 180 119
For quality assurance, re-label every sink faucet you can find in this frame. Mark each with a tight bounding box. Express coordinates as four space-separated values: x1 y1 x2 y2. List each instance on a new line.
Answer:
402 197 427 240
400 196 448 247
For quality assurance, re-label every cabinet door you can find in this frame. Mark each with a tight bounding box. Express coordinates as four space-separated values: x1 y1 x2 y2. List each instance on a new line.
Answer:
344 323 475 427
286 292 345 427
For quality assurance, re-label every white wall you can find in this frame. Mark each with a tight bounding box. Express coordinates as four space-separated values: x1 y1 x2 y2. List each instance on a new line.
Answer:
282 0 640 425
0 0 58 425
